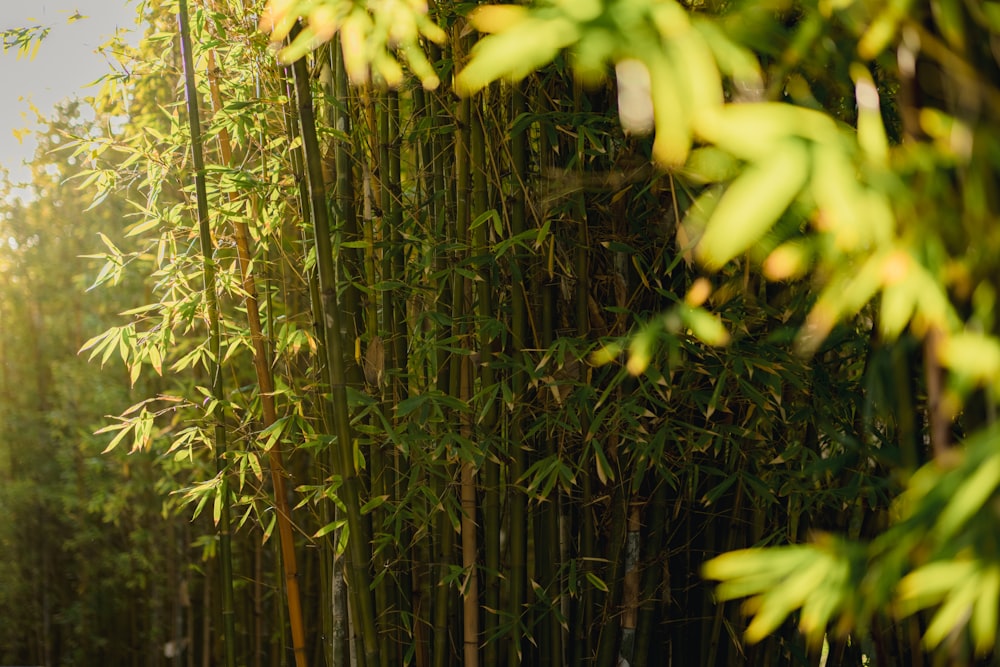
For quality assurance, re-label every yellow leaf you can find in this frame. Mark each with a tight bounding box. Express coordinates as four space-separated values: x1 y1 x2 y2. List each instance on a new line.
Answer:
939 332 1000 385
455 17 578 96
11 127 31 145
469 5 529 34
309 4 341 42
647 49 691 166
972 565 1000 654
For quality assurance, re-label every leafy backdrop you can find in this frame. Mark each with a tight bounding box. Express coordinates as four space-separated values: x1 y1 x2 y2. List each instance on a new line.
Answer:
2 0 1000 665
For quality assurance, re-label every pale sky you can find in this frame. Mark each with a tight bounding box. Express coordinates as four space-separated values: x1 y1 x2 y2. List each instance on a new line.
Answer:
1 1 138 186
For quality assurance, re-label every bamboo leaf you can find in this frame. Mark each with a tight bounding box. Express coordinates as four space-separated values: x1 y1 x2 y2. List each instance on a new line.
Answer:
972 565 1000 654
456 17 579 95
101 422 133 454
360 495 389 515
647 48 692 166
585 571 609 593
934 453 1000 541
696 140 810 269
314 518 347 539
592 441 614 485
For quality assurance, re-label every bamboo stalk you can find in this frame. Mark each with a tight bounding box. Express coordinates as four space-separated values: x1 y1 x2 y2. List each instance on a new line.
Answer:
460 353 479 667
533 79 563 663
387 87 416 660
287 29 381 667
507 80 530 667
205 48 309 667
619 505 642 665
283 58 350 667
633 480 669 667
176 4 237 665
370 87 399 667
414 68 445 667
594 478 628 667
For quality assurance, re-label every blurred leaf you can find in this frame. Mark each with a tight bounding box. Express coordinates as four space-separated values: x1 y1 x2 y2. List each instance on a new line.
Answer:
933 453 1000 541
939 333 1000 386
680 306 730 346
456 17 579 95
696 140 810 269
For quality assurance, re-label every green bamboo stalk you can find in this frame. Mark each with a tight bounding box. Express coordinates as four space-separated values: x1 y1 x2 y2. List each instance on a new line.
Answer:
331 52 365 387
595 478 628 667
633 480 669 667
381 86 416 661
284 58 351 667
412 75 443 667
328 38 373 667
452 102 473 664
387 88 416 660
569 81 598 667
432 465 454 667
206 49 309 667
460 353 479 667
387 90 408 398
507 81 529 667
620 505 642 665
176 4 237 666
466 83 500 667
370 87 400 667
532 74 564 664
314 52 350 667
287 29 382 667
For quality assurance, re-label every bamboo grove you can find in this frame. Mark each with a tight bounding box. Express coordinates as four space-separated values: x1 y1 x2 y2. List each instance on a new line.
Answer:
4 0 1000 665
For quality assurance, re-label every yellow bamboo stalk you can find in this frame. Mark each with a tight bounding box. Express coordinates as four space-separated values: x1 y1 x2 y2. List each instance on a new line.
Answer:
205 49 309 667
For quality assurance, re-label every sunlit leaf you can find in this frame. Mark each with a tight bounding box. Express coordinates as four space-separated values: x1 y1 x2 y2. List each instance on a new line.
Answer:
696 140 810 269
938 333 1000 386
456 17 579 95
934 453 1000 541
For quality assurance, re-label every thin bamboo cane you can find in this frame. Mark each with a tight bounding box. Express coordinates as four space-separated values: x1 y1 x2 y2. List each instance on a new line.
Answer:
595 477 628 667
206 49 309 667
387 87 415 659
465 82 499 667
620 505 642 664
431 34 471 667
387 90 408 401
176 5 237 665
460 352 479 667
507 80 529 667
283 59 350 667
287 30 382 667
533 78 563 662
431 467 454 667
633 480 669 667
373 88 402 667
414 70 446 667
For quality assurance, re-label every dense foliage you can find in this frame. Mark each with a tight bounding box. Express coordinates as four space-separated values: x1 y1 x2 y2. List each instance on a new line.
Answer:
3 0 1000 665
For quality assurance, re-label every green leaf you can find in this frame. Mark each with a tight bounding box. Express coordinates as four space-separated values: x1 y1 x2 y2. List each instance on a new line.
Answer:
934 453 1000 541
696 140 810 269
681 146 741 185
680 306 730 346
314 518 346 539
360 495 389 515
939 333 1000 386
456 17 579 95
972 565 1000 654
585 571 609 593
